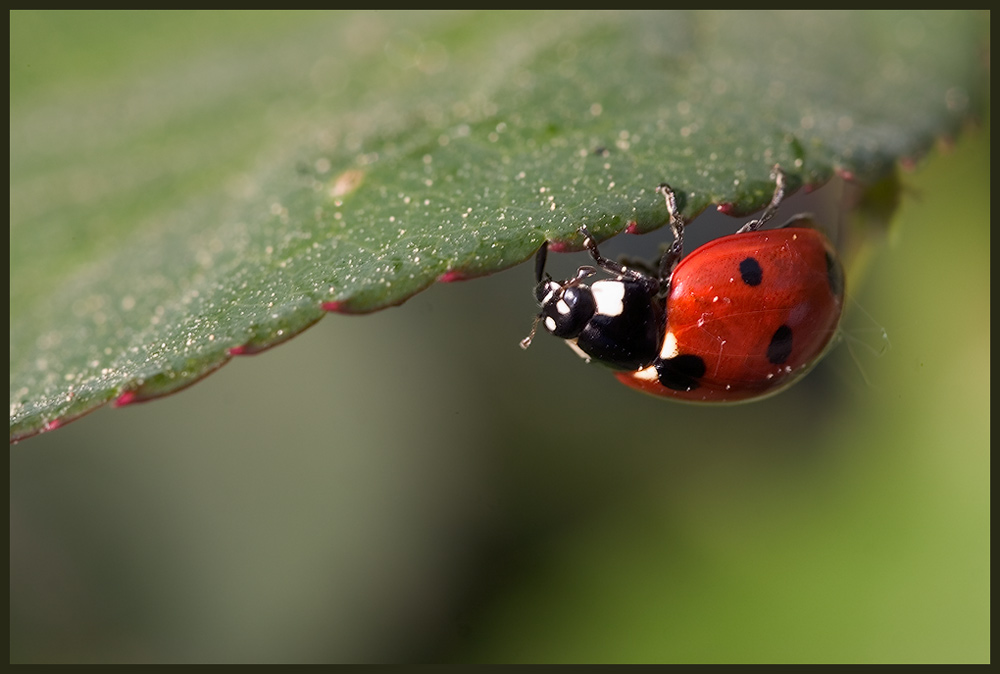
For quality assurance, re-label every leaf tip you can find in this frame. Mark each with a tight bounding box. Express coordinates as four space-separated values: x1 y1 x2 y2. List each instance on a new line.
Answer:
114 391 139 407
716 202 740 217
437 270 468 283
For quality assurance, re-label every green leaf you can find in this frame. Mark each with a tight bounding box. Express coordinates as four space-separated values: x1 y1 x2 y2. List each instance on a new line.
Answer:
10 11 987 443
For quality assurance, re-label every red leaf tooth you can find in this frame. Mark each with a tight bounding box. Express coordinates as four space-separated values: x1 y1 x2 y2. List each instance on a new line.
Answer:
437 270 468 283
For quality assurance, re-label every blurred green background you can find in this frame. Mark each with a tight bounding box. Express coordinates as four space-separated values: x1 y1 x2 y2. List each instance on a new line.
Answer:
10 11 989 663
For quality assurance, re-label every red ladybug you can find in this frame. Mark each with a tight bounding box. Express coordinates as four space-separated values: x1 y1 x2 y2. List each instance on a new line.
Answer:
521 166 845 403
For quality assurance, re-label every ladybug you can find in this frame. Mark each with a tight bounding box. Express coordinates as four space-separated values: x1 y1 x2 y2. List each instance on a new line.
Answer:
520 166 845 403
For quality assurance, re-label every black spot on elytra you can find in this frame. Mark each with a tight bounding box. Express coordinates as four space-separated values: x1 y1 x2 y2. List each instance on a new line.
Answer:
767 325 794 364
826 250 845 299
739 257 763 286
656 354 707 391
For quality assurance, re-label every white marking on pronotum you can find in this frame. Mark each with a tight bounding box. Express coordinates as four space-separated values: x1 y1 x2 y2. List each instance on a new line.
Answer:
659 331 679 359
591 281 625 317
566 339 592 363
556 299 571 315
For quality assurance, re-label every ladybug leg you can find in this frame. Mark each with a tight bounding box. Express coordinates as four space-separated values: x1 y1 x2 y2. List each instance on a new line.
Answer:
655 182 686 282
532 240 549 284
531 238 598 291
522 242 554 349
737 164 787 233
578 226 659 294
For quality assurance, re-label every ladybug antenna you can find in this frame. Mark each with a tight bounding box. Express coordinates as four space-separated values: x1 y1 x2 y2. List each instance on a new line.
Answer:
520 315 542 349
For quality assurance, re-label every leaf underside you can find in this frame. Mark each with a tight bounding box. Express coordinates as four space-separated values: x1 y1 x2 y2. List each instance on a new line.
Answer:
10 11 987 442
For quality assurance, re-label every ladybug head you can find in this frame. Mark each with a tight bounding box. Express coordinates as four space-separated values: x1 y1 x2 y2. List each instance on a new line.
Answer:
522 268 599 349
520 241 599 349
535 270 598 339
